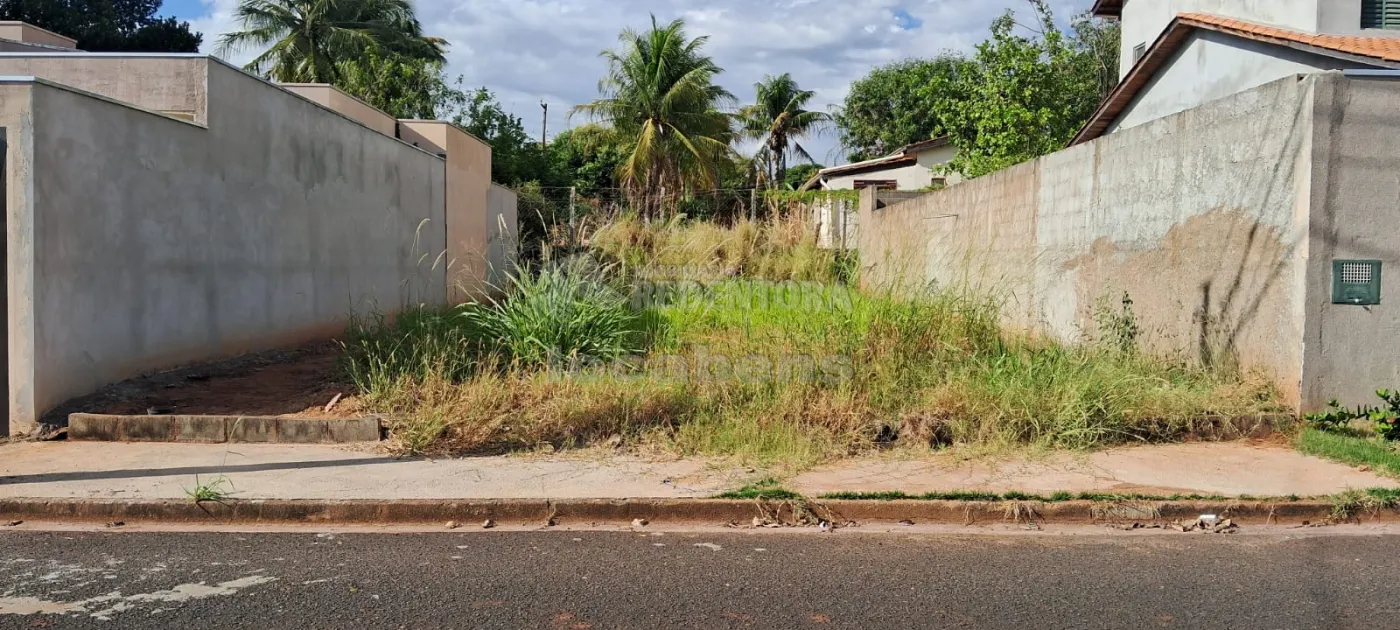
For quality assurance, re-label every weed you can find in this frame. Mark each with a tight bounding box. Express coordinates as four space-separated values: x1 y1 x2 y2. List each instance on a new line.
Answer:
717 478 802 501
184 475 234 504
344 216 1282 463
1297 429 1400 476
1093 292 1141 354
1305 390 1400 440
1328 488 1400 523
463 261 644 369
818 491 1243 503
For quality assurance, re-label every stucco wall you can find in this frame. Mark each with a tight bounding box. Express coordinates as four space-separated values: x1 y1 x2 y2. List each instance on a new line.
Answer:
862 75 1318 406
1116 0 1382 78
1302 74 1400 408
487 184 519 292
1111 32 1366 133
281 84 398 138
398 121 492 303
0 54 208 122
824 148 958 191
0 61 447 434
0 23 77 49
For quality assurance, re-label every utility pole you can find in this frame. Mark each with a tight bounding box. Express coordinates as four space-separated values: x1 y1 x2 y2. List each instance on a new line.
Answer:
540 101 548 150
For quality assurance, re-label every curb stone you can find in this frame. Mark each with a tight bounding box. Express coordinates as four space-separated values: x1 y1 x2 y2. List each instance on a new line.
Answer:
0 498 1373 527
67 414 382 444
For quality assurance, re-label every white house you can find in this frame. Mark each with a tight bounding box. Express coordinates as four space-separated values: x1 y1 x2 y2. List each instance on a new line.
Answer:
803 137 962 191
1075 0 1400 143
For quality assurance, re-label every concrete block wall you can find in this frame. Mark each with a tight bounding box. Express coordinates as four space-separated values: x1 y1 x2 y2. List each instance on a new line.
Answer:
0 58 451 435
862 74 1323 408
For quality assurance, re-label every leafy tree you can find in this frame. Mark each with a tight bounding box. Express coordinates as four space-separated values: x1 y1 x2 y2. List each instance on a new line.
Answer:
0 0 201 51
573 15 735 217
1072 10 1122 102
834 56 971 162
938 1 1120 178
453 86 549 187
783 163 822 191
738 73 830 189
545 125 626 197
216 0 444 84
335 49 465 119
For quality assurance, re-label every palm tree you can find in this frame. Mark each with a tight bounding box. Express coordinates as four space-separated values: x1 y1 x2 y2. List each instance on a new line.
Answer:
216 0 445 84
739 73 830 189
573 16 735 217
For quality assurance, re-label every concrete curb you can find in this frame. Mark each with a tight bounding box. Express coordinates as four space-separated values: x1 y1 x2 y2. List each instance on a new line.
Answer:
0 498 1377 527
67 414 382 444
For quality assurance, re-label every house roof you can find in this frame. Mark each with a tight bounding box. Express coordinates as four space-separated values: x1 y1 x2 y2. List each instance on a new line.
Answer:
1091 0 1123 18
1071 13 1400 145
816 136 949 179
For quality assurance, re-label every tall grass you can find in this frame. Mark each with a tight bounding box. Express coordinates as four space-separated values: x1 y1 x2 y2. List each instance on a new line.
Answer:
462 261 644 369
344 216 1283 462
589 212 844 282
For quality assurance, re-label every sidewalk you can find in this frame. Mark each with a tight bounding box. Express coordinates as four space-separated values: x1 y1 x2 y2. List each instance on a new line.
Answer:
0 440 1393 501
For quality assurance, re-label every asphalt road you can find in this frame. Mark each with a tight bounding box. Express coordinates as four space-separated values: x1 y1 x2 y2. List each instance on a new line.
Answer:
1 528 1397 629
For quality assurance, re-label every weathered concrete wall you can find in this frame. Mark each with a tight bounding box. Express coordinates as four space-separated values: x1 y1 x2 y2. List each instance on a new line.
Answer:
487 184 518 291
810 197 858 250
862 75 1318 406
0 60 447 434
399 121 491 303
1111 31 1367 133
1302 74 1400 408
0 54 208 122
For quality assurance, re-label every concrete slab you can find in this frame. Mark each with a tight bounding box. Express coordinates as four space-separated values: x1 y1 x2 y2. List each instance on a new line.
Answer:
791 443 1399 498
0 442 757 500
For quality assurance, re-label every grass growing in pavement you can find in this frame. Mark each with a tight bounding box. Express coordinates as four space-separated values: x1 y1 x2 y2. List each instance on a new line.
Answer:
184 475 234 504
817 491 1242 502
343 216 1283 464
715 478 803 500
1328 488 1400 521
1296 428 1400 477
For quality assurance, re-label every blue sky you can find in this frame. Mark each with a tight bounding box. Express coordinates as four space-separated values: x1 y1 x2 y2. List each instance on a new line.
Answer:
174 0 1094 165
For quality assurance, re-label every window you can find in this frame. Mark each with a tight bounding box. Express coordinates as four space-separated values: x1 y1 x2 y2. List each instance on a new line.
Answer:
1133 42 1147 62
1363 0 1400 29
853 180 897 191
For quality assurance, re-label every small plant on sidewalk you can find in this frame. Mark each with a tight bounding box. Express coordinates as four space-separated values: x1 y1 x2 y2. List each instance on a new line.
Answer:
184 475 234 504
1306 390 1400 440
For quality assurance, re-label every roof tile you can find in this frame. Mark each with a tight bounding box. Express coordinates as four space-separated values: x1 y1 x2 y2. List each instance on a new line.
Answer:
1180 13 1400 62
1072 13 1400 145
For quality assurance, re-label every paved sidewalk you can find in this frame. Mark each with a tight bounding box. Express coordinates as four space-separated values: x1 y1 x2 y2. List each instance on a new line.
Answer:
0 441 1393 501
792 442 1396 497
0 442 755 500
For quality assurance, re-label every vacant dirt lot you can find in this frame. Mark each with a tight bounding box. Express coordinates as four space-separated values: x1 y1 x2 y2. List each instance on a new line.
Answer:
43 342 362 424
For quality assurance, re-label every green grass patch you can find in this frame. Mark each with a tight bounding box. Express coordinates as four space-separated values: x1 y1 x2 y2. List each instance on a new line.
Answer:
1297 428 1400 477
345 216 1284 463
1328 488 1400 521
716 478 803 500
817 491 1242 502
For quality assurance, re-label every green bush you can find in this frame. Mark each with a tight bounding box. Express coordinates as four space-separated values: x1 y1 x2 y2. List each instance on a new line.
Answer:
463 261 644 369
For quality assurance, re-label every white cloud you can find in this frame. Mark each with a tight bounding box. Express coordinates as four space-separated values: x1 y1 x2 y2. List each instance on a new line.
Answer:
190 0 1095 165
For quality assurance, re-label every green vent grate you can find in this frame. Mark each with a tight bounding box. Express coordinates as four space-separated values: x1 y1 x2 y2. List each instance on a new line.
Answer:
1333 260 1383 305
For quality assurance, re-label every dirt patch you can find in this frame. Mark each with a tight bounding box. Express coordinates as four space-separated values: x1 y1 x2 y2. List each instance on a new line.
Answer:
42 342 364 424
